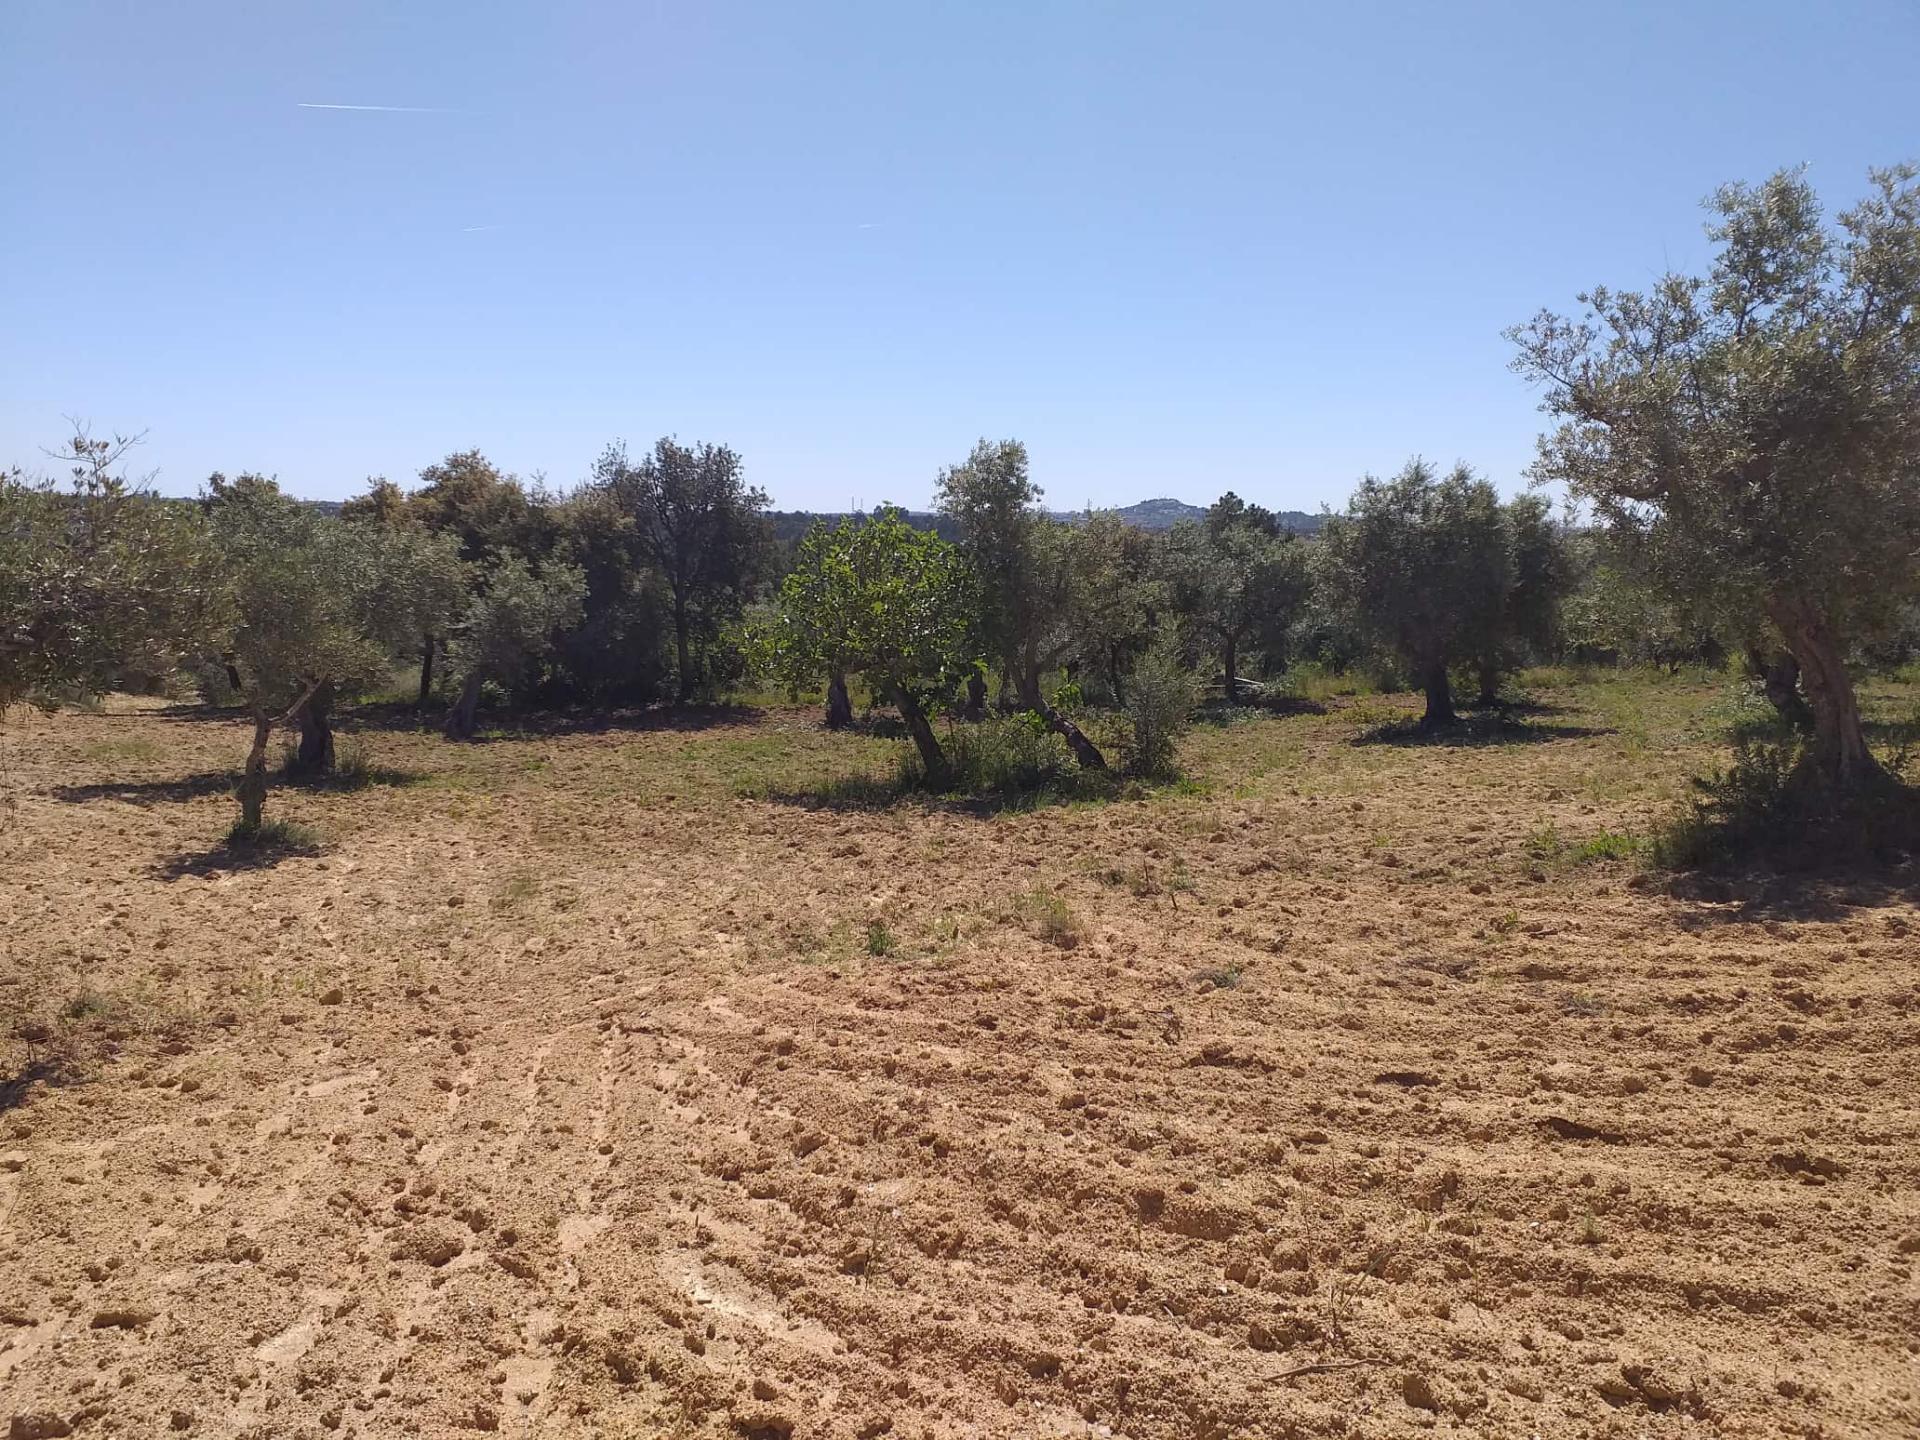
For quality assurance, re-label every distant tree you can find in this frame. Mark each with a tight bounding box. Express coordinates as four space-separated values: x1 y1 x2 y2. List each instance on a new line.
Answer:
339 474 471 707
441 555 586 740
1471 494 1575 704
1510 163 1920 789
543 485 674 705
338 476 410 529
936 439 1107 767
593 438 770 701
1062 510 1161 706
1162 513 1312 703
1204 491 1286 540
1558 544 1724 671
764 509 977 785
1 425 223 715
1321 460 1513 728
0 428 222 721
200 475 403 830
408 450 553 566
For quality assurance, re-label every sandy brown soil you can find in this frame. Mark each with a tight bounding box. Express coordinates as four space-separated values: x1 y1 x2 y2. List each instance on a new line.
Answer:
2 684 1917 1439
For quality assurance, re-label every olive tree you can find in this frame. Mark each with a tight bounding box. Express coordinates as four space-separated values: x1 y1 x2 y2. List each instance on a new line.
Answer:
1510 163 1920 788
1161 514 1312 703
1471 494 1575 704
936 439 1106 767
200 475 402 830
1321 460 1512 728
441 555 585 740
763 509 976 786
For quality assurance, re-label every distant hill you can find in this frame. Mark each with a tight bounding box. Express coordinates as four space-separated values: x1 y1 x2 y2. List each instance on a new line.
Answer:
768 498 1323 544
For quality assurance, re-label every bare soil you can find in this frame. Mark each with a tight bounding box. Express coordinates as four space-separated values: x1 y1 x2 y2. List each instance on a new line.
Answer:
3 681 1916 1438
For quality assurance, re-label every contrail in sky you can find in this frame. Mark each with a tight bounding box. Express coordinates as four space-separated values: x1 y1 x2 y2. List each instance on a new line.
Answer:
297 102 452 113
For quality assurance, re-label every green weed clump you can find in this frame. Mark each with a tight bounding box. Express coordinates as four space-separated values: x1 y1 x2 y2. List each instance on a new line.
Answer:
224 817 320 854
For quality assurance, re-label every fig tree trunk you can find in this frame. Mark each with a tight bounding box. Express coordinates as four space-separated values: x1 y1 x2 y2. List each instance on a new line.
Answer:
1772 602 1881 787
825 669 852 729
237 707 273 831
889 683 948 788
417 635 436 708
1420 663 1457 730
444 671 483 741
290 681 335 776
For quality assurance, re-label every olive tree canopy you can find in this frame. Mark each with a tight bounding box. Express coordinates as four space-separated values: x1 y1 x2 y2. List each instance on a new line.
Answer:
1320 460 1513 728
1509 164 1920 787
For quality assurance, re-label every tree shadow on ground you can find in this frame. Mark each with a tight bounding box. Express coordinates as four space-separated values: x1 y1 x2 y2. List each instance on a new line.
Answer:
1351 712 1614 748
1662 862 1920 924
48 771 239 806
351 700 767 740
50 763 419 806
752 768 1157 819
156 832 320 881
0 1053 70 1114
1473 696 1582 719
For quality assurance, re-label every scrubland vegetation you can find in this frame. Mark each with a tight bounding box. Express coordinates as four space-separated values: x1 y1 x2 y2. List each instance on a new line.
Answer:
2 167 1918 1439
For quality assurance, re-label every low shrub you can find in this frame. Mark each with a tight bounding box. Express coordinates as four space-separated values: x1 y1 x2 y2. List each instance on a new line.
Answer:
1652 737 1920 869
1125 632 1199 779
897 713 1072 795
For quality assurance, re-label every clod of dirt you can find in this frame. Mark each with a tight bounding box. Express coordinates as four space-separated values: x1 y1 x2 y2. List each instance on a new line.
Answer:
1375 1070 1439 1087
391 1224 466 1267
1769 1151 1845 1182
731 1408 795 1439
0 1152 26 1172
1541 1115 1626 1144
88 1306 156 1330
1165 1196 1241 1241
1402 1372 1441 1411
10 1415 74 1440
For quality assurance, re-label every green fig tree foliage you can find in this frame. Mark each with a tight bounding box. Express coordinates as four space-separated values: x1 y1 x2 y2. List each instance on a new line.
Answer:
763 509 978 786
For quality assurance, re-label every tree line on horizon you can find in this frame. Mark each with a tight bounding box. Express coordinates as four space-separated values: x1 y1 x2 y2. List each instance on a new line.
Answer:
4 163 1919 852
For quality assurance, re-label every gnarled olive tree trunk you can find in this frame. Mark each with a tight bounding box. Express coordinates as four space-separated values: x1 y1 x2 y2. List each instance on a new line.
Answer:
417 635 437 708
962 672 987 721
825 669 852 729
444 671 484 742
1745 645 1813 733
1476 656 1502 708
1421 663 1457 730
1769 601 1880 787
290 680 335 775
1221 633 1241 705
237 706 273 830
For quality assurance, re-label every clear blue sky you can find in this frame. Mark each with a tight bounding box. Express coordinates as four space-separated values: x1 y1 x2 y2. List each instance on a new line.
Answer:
4 2 1916 511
